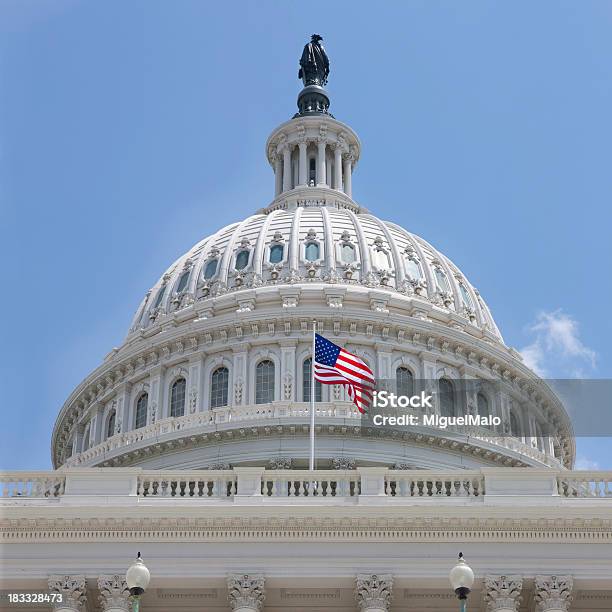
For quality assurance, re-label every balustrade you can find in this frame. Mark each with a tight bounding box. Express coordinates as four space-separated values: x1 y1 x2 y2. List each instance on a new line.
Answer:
3 468 612 502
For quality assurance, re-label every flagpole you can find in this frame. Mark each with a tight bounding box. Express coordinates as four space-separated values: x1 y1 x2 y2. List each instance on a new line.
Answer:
309 320 316 471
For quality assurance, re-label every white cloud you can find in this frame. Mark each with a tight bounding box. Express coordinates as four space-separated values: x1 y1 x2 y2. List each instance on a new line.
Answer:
574 456 600 471
519 310 596 378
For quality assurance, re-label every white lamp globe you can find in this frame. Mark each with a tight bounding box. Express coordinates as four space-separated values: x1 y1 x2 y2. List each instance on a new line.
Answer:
126 553 151 596
449 552 474 599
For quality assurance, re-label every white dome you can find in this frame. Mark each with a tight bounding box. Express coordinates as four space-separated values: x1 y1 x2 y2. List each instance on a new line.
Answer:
129 194 502 344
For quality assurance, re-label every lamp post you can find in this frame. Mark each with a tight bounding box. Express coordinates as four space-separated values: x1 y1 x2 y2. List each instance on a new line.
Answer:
125 553 151 612
449 552 474 612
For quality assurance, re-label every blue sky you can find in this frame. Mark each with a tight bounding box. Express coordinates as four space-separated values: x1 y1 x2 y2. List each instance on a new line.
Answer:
1 1 611 470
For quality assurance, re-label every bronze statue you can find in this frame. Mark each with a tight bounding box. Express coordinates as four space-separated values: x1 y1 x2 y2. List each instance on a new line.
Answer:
298 34 329 87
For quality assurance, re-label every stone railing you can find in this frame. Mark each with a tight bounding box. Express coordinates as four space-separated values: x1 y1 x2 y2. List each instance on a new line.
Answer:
2 468 611 503
0 472 66 498
61 402 559 469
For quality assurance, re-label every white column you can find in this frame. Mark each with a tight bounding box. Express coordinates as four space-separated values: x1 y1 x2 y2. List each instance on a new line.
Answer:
298 140 308 186
333 144 343 189
484 575 523 612
355 574 393 612
316 139 327 186
48 576 87 612
282 145 292 192
343 153 352 196
227 574 265 612
274 154 282 196
97 575 130 612
534 576 573 612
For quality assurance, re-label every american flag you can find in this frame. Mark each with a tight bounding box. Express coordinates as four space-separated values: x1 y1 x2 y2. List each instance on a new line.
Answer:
313 333 375 413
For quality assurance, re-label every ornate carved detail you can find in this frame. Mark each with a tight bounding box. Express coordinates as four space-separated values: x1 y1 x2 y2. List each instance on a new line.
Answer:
189 387 198 413
227 574 265 612
355 574 393 612
48 575 87 611
208 462 231 470
268 456 293 470
98 575 130 612
234 378 244 404
484 575 523 612
534 575 573 612
283 373 293 400
332 456 356 470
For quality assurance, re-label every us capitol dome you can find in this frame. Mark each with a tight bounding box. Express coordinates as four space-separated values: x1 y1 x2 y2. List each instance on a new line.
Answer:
52 38 574 474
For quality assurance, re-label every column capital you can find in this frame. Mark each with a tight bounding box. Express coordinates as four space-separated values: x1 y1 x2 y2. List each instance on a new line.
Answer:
484 575 523 611
97 575 130 612
534 575 573 612
227 574 265 612
48 575 87 612
355 574 393 612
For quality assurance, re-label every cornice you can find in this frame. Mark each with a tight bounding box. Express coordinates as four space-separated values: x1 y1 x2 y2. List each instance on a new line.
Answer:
3 514 612 544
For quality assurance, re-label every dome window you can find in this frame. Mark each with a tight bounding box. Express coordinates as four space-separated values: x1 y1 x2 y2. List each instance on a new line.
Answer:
341 243 355 263
477 393 490 418
302 358 322 402
438 379 455 418
305 242 320 262
396 367 414 398
135 393 148 430
210 367 229 409
434 267 450 292
170 378 186 418
255 360 275 404
203 259 218 280
176 269 191 294
235 250 250 270
153 285 166 309
405 259 421 280
459 283 474 308
269 244 284 264
106 410 116 439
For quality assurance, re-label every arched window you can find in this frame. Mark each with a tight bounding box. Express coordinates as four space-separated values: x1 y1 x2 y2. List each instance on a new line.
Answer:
106 410 116 439
302 358 322 402
405 258 421 280
135 393 148 430
459 283 474 308
396 367 414 398
434 268 450 292
373 249 389 269
203 259 218 280
210 367 229 408
255 360 275 404
153 285 166 309
509 410 520 437
170 378 186 418
439 379 455 418
341 243 355 263
235 250 249 270
269 244 284 264
305 242 320 261
82 425 90 451
176 269 190 293
477 393 490 417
